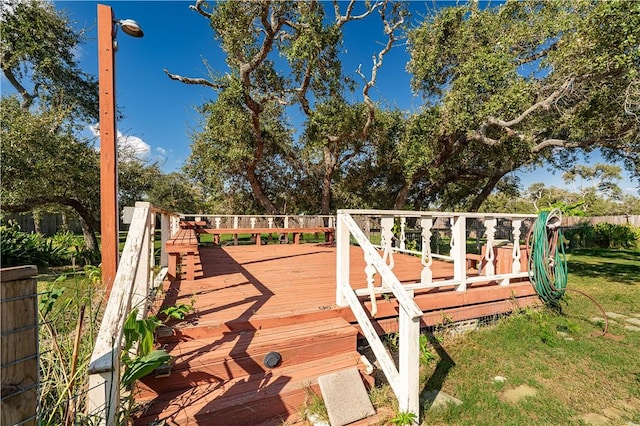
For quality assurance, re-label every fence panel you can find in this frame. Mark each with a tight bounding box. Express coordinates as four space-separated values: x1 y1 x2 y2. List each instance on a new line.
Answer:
1 265 39 426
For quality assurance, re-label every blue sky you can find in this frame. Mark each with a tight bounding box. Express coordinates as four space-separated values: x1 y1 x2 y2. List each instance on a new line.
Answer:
7 1 637 195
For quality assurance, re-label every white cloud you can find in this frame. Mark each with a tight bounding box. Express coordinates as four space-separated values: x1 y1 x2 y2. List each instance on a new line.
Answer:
90 123 151 161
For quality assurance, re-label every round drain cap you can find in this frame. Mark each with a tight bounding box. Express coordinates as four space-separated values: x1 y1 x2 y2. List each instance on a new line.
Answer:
263 351 282 368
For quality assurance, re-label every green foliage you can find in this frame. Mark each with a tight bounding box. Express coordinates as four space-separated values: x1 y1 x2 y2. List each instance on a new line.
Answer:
37 268 104 425
121 349 171 388
593 223 640 249
121 309 168 388
1 223 70 268
402 0 640 210
390 410 417 425
565 223 640 249
160 303 194 321
419 334 435 364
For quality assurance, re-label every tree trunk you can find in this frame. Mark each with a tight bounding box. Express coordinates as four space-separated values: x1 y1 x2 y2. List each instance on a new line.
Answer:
393 182 411 210
246 165 278 215
468 172 508 212
78 216 99 252
321 145 337 215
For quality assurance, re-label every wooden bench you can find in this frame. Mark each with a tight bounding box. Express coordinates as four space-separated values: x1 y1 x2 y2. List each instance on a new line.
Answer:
165 229 199 281
199 227 335 246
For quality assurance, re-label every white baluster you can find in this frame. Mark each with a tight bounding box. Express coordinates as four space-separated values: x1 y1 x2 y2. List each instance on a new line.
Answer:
250 217 256 229
365 250 378 317
399 217 406 250
511 219 522 274
420 217 433 285
484 217 497 276
268 217 274 228
215 217 221 229
233 216 239 229
380 216 395 288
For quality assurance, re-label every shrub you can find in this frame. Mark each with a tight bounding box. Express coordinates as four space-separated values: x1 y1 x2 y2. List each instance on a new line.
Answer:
564 222 639 249
0 224 86 268
593 223 640 249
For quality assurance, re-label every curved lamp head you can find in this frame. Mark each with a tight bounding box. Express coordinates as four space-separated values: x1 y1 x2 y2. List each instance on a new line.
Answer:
118 19 144 38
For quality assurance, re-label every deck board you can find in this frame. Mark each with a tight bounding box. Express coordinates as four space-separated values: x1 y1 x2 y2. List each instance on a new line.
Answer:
161 244 453 330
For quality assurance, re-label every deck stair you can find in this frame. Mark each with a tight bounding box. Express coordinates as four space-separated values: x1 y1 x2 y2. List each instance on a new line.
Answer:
133 316 373 425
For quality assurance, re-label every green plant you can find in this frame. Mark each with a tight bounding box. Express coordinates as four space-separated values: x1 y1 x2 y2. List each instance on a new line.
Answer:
37 269 104 425
302 386 328 423
161 302 194 321
121 309 169 387
419 334 435 364
390 410 417 425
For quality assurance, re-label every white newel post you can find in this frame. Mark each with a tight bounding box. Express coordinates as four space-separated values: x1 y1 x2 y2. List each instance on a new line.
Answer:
451 216 467 291
132 204 151 318
398 307 420 422
335 212 350 306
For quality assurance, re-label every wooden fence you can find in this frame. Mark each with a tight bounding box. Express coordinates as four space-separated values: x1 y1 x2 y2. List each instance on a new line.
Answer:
1 265 39 426
562 215 640 227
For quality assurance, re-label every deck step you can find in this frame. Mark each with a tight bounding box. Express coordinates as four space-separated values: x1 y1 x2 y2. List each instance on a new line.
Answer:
133 351 373 426
137 317 357 399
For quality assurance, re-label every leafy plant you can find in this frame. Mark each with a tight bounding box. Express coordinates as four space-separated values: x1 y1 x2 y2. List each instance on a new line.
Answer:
419 334 435 364
390 410 417 425
160 302 194 321
121 309 169 388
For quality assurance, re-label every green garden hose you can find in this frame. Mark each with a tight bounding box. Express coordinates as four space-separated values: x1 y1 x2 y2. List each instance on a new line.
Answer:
526 209 609 335
526 209 568 305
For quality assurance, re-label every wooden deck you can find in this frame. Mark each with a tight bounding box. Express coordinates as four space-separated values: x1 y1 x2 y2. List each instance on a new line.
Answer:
133 243 539 425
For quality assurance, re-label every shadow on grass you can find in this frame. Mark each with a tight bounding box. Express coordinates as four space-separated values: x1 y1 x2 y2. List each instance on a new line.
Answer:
567 259 639 285
420 331 456 410
569 248 640 262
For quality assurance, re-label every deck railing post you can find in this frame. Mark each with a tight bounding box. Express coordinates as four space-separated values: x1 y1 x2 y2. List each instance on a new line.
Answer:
160 212 169 267
451 215 467 291
132 203 151 318
335 212 350 306
398 307 420 423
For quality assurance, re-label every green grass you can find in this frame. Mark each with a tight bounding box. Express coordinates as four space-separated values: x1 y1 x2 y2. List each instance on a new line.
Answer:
387 248 640 425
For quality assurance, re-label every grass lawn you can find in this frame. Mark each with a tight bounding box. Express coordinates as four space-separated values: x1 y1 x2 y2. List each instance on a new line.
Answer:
411 248 640 425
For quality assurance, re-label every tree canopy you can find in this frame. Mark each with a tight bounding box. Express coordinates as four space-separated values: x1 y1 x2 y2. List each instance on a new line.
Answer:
403 0 639 210
169 0 638 214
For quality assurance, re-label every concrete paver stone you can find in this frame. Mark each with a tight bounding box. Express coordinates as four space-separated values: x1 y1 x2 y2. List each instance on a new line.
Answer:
318 367 375 426
625 317 640 327
605 312 628 320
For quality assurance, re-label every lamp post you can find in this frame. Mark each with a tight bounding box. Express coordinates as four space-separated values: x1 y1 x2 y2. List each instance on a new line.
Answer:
97 4 143 295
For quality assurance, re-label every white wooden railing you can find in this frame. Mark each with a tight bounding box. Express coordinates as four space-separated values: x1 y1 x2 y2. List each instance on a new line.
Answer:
86 202 178 425
182 214 335 229
335 209 537 422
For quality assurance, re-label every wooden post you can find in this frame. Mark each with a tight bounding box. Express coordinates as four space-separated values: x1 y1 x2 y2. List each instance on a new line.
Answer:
98 4 119 294
451 216 467 291
335 212 350 306
398 308 420 422
1 265 39 426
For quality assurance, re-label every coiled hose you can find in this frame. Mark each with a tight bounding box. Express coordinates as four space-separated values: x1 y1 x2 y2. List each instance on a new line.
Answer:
526 209 567 305
526 209 608 335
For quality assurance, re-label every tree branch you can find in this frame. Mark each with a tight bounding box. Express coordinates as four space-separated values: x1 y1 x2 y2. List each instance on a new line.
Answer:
488 78 574 128
189 0 211 18
163 69 221 89
334 0 383 27
2 66 35 109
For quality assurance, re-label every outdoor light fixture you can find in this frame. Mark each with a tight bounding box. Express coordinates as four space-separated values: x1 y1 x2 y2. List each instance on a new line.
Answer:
97 4 143 295
117 19 144 38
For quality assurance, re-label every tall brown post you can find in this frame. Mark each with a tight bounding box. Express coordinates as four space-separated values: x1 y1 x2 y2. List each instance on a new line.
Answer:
98 4 118 294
